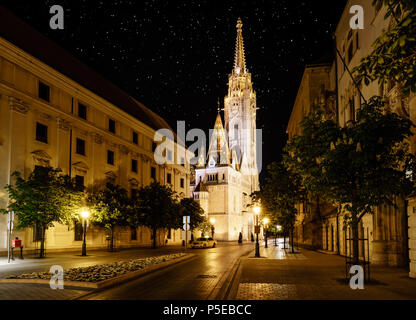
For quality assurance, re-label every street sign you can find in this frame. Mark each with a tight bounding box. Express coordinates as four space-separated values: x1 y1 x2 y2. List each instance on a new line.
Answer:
7 211 14 263
183 216 190 251
183 216 190 231
255 225 260 234
7 211 14 232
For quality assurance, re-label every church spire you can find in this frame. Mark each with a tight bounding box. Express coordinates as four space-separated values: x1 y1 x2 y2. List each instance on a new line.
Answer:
233 17 246 74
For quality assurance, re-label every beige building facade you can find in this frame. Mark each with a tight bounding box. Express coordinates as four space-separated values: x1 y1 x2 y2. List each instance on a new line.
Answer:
0 8 192 254
289 1 415 270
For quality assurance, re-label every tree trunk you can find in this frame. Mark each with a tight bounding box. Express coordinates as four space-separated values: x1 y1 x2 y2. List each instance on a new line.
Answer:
39 225 46 258
352 223 359 265
283 234 286 249
152 227 157 249
110 227 114 252
291 228 295 253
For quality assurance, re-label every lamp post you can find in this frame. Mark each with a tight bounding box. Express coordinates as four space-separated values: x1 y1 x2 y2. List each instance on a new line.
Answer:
209 217 215 238
81 209 90 256
263 217 269 248
254 206 260 257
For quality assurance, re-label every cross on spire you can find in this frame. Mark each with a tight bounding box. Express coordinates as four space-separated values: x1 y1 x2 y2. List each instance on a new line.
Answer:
234 17 246 74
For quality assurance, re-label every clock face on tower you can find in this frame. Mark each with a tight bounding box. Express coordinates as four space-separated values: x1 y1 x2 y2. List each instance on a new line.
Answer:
229 103 239 118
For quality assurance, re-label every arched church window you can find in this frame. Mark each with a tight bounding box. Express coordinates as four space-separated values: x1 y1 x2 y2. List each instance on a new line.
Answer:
234 124 239 139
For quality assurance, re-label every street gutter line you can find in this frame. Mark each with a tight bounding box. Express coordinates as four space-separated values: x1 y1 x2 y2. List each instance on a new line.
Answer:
209 246 254 300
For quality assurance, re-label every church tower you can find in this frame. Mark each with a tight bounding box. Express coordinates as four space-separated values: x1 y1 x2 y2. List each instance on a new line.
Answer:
224 18 259 192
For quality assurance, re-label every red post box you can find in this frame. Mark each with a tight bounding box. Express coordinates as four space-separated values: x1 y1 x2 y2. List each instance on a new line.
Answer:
12 239 22 248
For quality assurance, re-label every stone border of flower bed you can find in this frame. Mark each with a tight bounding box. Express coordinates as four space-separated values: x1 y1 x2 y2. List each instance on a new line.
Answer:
0 253 195 289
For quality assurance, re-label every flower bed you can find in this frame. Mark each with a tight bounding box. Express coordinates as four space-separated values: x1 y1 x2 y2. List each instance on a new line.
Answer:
5 253 187 282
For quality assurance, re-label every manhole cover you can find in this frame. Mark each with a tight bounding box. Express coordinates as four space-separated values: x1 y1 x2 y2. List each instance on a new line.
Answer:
196 274 217 279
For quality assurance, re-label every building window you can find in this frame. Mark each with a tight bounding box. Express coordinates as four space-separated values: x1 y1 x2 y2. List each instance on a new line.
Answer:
107 150 114 165
151 166 156 180
108 119 116 133
167 173 172 184
35 122 48 143
355 33 359 50
180 178 184 188
349 98 356 121
131 227 137 241
75 175 84 190
234 124 239 139
131 159 138 173
78 103 87 120
132 131 138 144
38 81 50 102
74 220 83 241
347 42 353 63
76 138 86 156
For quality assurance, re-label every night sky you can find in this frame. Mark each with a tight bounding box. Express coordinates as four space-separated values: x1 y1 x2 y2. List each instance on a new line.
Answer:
2 0 347 182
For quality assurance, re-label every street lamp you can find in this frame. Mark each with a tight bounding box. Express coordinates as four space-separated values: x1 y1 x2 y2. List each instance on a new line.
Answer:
209 217 215 238
254 205 260 257
263 217 269 248
81 209 90 256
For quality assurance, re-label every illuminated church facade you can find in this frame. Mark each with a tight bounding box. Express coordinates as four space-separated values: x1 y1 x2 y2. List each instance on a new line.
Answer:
190 18 260 241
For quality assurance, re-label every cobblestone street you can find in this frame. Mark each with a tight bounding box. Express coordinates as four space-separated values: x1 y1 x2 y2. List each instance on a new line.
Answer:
231 240 416 300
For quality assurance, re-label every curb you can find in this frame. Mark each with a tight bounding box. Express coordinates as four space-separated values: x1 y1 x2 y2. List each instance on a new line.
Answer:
210 247 254 300
0 254 196 291
316 249 339 255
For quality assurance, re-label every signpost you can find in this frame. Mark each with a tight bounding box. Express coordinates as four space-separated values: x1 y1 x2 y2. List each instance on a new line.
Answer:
7 211 14 263
183 216 190 250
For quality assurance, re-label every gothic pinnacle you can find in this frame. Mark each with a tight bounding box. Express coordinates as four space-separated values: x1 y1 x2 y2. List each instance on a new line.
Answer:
234 17 246 74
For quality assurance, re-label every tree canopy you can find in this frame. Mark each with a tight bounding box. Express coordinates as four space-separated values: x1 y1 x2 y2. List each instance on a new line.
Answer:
136 181 182 248
2 166 84 257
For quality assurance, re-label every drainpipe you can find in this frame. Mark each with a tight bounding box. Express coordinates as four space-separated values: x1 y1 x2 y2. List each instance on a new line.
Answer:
333 33 340 126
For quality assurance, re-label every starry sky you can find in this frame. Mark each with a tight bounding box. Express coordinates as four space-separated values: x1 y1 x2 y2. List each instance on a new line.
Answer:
2 0 347 182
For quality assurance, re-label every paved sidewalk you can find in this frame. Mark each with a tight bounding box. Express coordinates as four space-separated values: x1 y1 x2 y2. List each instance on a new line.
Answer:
0 242 242 300
0 245 188 300
230 240 416 300
0 246 187 279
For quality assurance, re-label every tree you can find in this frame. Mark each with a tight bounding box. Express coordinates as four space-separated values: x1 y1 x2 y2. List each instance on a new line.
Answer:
179 198 205 231
286 98 416 263
1 166 84 257
354 0 416 95
197 220 212 237
136 182 182 248
257 162 305 252
88 183 132 251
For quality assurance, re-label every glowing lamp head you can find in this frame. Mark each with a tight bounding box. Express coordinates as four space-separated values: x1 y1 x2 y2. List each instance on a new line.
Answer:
81 210 90 219
210 217 215 224
263 218 269 225
254 206 260 215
